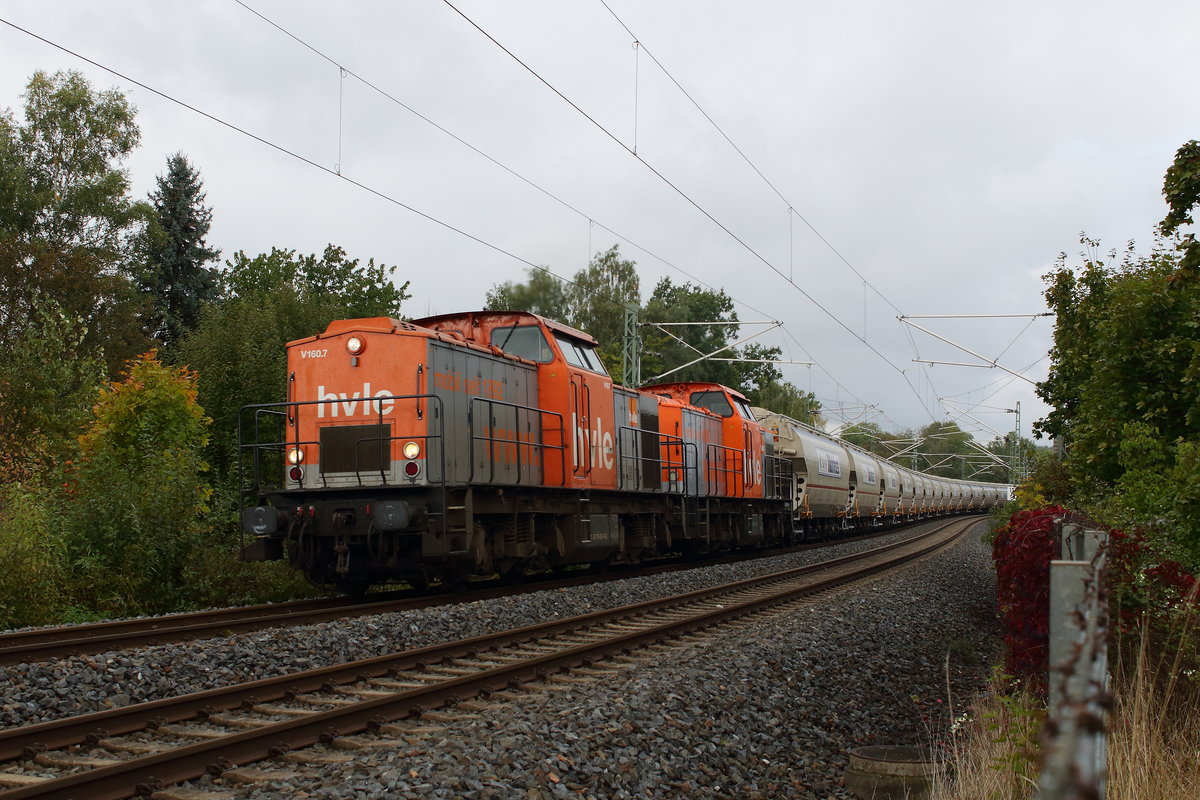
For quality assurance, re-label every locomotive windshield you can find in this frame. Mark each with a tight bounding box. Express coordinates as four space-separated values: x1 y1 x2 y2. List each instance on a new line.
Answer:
553 333 608 375
490 324 555 363
689 390 734 417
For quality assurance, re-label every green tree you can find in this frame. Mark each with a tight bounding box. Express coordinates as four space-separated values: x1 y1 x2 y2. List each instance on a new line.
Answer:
1036 239 1199 485
1035 236 1200 563
641 278 741 386
568 245 639 368
0 481 65 628
0 295 104 483
485 267 571 320
485 248 813 404
0 70 150 370
1160 139 1200 279
840 421 890 454
909 420 975 477
750 380 822 427
138 152 220 354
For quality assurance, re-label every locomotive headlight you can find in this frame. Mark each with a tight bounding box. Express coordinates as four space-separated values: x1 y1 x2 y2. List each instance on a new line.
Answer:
403 441 421 459
346 335 365 355
286 447 305 465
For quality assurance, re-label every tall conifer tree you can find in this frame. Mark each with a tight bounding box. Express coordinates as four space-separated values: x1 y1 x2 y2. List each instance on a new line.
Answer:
141 153 220 352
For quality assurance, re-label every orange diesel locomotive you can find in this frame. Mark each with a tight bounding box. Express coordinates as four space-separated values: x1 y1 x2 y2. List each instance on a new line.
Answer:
239 311 792 593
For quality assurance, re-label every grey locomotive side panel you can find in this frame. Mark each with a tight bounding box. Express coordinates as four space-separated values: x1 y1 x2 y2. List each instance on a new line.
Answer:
680 409 721 497
639 393 662 491
427 341 540 486
614 388 660 492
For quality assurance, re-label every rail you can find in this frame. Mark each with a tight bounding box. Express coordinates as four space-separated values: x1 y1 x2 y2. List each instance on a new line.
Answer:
0 519 973 800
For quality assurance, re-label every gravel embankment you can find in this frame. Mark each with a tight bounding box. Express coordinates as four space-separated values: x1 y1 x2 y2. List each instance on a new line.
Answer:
1 521 1001 799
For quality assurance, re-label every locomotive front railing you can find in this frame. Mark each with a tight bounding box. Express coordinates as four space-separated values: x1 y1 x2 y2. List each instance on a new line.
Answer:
238 392 447 496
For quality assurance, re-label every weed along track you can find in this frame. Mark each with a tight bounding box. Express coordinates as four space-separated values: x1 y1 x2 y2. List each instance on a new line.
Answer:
0 519 973 799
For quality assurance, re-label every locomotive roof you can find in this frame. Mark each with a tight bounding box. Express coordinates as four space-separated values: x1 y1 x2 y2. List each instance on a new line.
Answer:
639 381 751 403
412 310 599 346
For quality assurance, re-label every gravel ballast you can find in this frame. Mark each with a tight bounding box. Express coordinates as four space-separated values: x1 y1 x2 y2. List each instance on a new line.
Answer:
1 520 1002 798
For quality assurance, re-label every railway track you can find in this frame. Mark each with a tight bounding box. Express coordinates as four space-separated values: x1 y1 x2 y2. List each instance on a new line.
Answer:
0 523 920 666
0 517 974 800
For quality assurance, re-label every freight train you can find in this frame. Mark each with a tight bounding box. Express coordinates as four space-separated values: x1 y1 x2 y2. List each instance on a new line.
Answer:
239 311 1009 593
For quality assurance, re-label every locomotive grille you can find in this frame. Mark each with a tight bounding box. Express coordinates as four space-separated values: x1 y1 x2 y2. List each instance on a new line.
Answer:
319 424 391 474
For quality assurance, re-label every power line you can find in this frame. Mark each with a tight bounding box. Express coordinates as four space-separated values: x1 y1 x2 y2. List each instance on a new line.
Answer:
0 11 835 406
3 10 980 430
439 0 925 395
0 16 585 299
233 2 772 331
595 0 906 317
590 3 1058 427
232 1 874 408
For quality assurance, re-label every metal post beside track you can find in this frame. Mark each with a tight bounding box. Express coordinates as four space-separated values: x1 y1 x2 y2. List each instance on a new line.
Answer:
1037 522 1109 800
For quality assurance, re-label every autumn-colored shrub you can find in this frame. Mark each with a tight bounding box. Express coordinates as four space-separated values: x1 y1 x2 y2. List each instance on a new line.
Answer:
64 352 212 616
991 506 1065 693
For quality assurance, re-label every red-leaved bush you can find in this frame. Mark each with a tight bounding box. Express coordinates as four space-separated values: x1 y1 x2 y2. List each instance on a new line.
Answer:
992 507 1199 695
1106 528 1199 630
992 506 1065 694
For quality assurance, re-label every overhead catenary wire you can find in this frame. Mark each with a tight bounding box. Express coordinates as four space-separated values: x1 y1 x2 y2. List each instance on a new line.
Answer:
593 1 1053 429
438 0 939 412
232 1 875 404
0 10 850 406
245 0 1001 431
0 16 584 304
1 9 1032 438
596 0 906 318
231 2 783 331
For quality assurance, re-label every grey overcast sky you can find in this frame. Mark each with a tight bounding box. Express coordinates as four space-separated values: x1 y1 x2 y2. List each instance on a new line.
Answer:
2 1 1196 447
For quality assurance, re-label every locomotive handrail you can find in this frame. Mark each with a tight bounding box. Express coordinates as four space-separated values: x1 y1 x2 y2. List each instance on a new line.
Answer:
581 382 593 477
704 442 746 498
616 426 697 496
764 453 793 501
237 407 289 503
466 396 565 487
653 433 699 497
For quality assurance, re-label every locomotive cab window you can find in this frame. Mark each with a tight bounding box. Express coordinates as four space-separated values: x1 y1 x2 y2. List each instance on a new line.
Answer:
553 333 608 375
689 390 734 418
490 325 554 363
732 397 754 420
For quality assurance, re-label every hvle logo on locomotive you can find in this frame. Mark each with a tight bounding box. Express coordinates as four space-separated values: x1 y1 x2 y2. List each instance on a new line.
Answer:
317 383 396 417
